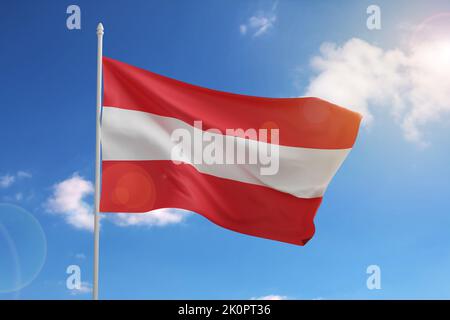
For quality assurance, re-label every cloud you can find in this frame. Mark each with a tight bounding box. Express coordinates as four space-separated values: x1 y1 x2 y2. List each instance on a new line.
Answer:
240 24 247 35
45 173 95 231
17 171 32 178
2 191 34 203
110 209 187 227
69 281 92 295
304 37 450 145
74 253 86 260
0 170 32 188
251 294 288 300
0 175 15 188
46 174 187 231
240 2 277 37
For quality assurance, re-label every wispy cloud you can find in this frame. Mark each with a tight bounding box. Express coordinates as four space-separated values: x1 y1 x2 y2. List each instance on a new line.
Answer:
240 24 248 35
304 37 450 146
17 171 32 178
2 191 34 203
0 174 15 188
69 281 92 295
74 253 86 260
251 294 288 300
110 209 188 227
0 170 31 188
240 2 277 37
45 173 95 231
46 174 187 231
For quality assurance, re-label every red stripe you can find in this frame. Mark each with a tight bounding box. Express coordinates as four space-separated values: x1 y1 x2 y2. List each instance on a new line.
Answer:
100 160 322 245
103 57 361 149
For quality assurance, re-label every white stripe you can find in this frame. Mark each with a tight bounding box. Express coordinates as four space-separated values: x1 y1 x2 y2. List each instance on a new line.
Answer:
101 107 351 198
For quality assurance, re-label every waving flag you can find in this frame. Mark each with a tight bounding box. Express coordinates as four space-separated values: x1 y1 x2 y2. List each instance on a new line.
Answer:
99 57 361 245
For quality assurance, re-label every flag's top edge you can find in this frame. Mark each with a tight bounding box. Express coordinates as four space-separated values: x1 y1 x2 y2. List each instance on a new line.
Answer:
102 56 362 120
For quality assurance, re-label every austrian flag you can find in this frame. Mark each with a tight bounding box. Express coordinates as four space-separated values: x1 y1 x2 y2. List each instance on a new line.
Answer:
99 57 362 245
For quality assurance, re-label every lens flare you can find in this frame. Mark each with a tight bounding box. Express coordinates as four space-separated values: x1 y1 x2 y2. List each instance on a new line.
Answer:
410 12 450 45
0 204 47 293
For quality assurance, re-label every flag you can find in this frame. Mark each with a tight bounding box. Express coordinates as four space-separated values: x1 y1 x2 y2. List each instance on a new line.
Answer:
99 57 362 245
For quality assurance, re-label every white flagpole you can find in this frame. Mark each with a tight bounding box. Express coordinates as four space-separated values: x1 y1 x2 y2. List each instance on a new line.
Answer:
93 22 104 300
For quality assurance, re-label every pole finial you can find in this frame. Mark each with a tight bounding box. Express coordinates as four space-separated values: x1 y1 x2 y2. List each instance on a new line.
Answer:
97 23 104 35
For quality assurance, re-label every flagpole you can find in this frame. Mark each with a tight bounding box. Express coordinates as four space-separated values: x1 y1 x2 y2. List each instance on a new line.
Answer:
93 22 104 300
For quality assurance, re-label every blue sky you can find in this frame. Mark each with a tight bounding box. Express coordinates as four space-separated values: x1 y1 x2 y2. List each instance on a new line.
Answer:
1 0 450 299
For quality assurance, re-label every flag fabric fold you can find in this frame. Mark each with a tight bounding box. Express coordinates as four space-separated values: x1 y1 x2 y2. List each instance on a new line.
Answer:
99 57 361 245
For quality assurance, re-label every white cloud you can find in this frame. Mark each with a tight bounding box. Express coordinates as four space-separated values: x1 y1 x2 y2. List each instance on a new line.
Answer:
0 174 15 188
252 294 288 300
240 3 277 37
110 209 187 227
304 37 450 146
75 253 86 260
0 170 32 188
240 24 247 35
2 191 34 203
17 171 32 179
69 281 92 295
45 174 187 231
45 173 95 231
